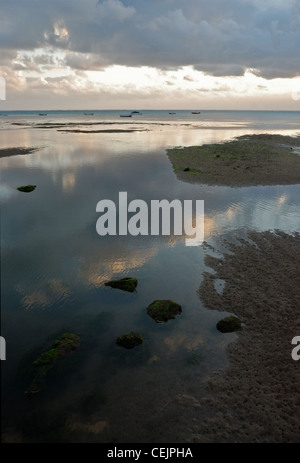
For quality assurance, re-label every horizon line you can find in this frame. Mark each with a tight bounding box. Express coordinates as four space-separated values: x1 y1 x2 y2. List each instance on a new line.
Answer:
1 108 300 112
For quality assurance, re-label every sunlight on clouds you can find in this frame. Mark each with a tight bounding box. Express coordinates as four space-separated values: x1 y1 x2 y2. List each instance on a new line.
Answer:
4 49 300 108
82 65 298 101
53 21 69 43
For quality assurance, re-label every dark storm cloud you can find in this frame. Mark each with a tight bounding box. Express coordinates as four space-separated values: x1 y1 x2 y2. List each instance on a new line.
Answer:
0 0 299 78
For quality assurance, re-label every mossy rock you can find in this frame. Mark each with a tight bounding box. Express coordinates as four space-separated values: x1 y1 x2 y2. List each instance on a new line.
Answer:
17 185 36 192
105 277 138 292
216 316 242 333
116 332 143 349
26 333 80 394
33 333 80 366
147 299 182 323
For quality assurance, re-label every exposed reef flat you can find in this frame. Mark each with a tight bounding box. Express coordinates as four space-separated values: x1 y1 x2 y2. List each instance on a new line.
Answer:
166 134 300 187
195 230 300 442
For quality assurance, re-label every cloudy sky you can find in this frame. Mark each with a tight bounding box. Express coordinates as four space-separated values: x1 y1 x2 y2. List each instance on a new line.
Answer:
1 0 300 110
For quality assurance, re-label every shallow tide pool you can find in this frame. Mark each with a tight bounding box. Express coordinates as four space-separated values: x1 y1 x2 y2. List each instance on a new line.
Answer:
1 114 299 442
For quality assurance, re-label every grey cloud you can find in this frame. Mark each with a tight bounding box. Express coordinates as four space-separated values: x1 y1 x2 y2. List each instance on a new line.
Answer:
64 52 108 70
0 0 300 79
183 75 195 82
196 64 247 77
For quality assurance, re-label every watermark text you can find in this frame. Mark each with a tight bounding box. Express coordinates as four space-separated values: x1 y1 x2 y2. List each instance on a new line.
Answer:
0 336 6 360
291 336 300 361
0 76 6 100
96 192 204 246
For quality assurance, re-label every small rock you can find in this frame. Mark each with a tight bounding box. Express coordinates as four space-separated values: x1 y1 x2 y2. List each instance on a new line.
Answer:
17 185 36 193
104 277 138 292
116 332 143 349
147 299 182 323
216 315 242 333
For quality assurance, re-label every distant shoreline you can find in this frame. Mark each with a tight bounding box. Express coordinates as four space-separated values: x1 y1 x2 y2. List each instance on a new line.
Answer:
2 109 300 113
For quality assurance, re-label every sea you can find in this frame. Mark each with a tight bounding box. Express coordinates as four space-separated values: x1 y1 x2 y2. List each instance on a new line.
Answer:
1 109 300 443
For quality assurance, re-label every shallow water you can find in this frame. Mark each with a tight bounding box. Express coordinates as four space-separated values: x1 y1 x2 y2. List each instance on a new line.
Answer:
1 111 300 442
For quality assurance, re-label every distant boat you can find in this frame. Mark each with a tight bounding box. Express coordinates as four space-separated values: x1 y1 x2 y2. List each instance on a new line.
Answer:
131 111 140 114
191 112 200 114
84 112 94 115
120 114 132 117
169 112 176 114
39 113 47 116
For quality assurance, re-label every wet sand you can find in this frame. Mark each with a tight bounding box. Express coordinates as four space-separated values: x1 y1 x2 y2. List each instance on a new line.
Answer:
167 134 300 186
195 230 300 442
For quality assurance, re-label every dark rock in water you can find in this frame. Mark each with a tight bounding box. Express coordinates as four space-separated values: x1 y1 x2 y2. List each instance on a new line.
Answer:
33 333 80 366
147 299 182 323
216 315 242 333
183 167 190 172
116 332 143 349
105 277 138 292
17 185 36 192
25 333 80 394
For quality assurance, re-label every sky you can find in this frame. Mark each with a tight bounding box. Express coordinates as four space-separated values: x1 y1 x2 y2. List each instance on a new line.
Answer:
0 0 300 110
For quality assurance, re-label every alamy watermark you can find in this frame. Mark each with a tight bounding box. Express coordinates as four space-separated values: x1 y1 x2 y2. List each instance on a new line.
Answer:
291 336 300 361
96 192 204 246
0 336 6 361
0 76 6 100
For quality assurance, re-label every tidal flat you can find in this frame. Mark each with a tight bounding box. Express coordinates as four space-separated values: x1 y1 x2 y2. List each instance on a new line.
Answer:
195 230 300 443
167 134 300 187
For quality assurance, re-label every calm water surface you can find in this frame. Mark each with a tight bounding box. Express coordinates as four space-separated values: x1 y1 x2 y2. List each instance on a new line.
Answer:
1 111 300 442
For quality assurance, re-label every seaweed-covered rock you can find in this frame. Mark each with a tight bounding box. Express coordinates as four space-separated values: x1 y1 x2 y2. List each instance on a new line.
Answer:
105 277 138 292
216 315 242 333
147 299 182 323
25 333 80 394
17 185 36 192
116 332 143 349
33 333 80 366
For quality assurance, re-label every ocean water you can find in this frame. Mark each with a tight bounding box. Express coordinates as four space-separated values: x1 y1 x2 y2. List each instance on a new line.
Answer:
1 110 300 442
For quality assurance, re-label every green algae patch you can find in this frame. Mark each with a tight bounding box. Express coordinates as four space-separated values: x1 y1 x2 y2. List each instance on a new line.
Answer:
216 316 242 333
166 134 300 187
105 277 138 292
147 299 182 323
17 185 36 192
116 332 143 349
